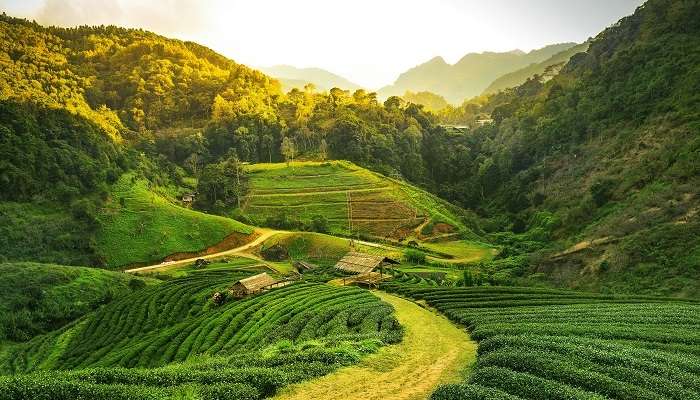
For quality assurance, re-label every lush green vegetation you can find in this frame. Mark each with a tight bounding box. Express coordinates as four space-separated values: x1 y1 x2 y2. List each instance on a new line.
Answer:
243 161 481 245
382 279 700 400
0 262 152 342
96 173 253 268
0 202 100 266
0 267 402 398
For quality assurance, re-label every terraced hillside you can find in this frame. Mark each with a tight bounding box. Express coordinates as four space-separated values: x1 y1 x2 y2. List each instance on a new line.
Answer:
97 174 255 269
383 278 700 400
0 266 402 399
0 262 152 342
244 161 477 242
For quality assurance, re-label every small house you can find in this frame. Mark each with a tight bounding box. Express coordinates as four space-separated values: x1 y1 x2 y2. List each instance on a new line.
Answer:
229 272 278 298
334 251 399 275
293 260 318 271
181 193 196 205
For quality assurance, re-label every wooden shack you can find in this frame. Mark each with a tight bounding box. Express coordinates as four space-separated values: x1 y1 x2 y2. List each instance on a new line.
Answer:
334 251 399 275
293 260 318 271
229 272 278 298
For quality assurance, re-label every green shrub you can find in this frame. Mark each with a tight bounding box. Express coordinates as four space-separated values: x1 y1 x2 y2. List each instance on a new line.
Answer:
404 249 427 264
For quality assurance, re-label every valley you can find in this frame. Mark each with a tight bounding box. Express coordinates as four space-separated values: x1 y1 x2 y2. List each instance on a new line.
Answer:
0 0 698 399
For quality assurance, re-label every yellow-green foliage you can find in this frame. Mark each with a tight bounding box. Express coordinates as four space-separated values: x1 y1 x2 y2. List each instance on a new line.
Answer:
96 174 253 268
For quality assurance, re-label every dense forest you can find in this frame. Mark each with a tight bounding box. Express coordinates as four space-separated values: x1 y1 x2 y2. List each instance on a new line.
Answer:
1 0 698 294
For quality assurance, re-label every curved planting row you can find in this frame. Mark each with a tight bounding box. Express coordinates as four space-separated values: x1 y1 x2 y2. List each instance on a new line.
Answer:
0 269 402 399
382 282 700 400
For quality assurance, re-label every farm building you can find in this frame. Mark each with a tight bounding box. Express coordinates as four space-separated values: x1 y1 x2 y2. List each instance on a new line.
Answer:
181 193 196 205
293 260 318 271
229 272 278 298
335 251 399 275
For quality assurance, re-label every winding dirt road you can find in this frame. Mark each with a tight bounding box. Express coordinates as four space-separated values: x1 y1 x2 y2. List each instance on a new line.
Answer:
274 291 476 400
123 229 283 273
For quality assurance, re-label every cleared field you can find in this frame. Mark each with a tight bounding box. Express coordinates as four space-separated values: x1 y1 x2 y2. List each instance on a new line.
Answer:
97 173 254 269
258 232 403 265
0 267 402 399
382 278 700 400
422 240 496 263
244 161 477 242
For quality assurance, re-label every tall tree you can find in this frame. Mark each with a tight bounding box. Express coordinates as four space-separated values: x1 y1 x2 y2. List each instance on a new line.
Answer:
281 137 296 166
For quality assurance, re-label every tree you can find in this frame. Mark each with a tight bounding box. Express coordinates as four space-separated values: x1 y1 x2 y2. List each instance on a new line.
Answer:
319 139 328 161
261 134 274 163
184 153 201 176
224 154 246 208
281 137 296 166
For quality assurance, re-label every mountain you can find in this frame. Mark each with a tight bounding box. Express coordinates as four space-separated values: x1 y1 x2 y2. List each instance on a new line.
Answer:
424 0 700 296
482 42 590 95
258 65 362 92
378 43 577 103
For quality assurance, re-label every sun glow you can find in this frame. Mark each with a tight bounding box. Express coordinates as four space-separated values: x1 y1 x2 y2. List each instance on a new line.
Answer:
2 0 643 88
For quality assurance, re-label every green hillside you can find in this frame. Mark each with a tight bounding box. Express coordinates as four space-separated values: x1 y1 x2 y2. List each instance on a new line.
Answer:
243 161 479 242
96 174 254 269
383 279 700 400
0 262 152 342
0 267 401 399
420 0 700 296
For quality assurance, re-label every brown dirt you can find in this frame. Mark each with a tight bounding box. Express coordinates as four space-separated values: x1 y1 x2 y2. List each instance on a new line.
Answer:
162 230 260 262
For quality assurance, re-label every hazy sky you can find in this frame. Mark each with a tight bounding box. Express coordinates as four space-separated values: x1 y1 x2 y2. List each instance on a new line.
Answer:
1 0 645 88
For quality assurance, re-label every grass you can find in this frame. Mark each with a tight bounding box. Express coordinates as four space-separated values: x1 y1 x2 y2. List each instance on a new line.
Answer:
382 280 700 400
422 241 496 263
0 267 402 399
96 173 254 269
0 262 153 342
275 291 476 400
258 232 404 265
244 161 475 241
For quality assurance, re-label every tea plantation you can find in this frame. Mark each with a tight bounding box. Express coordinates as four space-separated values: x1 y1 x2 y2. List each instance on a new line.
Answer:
0 267 402 399
382 276 700 400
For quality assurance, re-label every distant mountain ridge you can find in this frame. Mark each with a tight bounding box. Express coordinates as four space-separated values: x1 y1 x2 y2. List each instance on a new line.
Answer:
482 42 590 95
378 43 577 103
259 65 362 92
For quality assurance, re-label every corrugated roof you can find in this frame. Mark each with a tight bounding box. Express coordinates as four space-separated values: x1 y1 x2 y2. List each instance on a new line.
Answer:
335 251 397 274
236 272 278 291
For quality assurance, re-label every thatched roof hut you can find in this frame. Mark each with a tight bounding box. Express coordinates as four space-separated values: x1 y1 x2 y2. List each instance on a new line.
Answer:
293 260 318 271
334 251 399 275
229 272 278 298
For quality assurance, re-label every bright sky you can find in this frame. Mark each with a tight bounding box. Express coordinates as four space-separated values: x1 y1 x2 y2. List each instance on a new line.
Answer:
1 0 645 88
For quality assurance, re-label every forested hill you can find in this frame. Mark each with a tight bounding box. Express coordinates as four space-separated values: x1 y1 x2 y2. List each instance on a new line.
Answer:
1 0 699 296
423 0 700 295
0 14 280 133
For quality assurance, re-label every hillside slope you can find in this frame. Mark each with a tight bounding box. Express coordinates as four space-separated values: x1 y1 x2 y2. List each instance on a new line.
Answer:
378 43 576 103
432 0 700 296
0 268 402 398
243 161 479 242
97 174 254 269
0 262 151 342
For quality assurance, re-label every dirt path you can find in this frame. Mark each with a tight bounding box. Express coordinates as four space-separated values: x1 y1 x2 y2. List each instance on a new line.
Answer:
123 229 283 273
274 291 476 400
